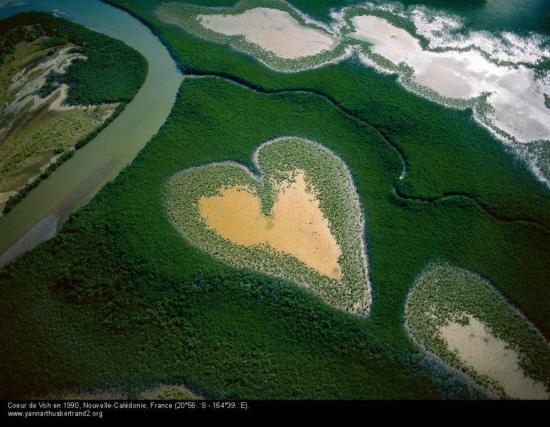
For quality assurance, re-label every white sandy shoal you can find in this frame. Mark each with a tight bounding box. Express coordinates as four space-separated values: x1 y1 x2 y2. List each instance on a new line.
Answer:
5 47 86 118
198 7 337 59
350 15 550 143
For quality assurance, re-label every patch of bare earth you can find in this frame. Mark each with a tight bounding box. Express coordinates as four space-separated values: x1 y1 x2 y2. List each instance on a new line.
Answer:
440 314 549 400
199 170 342 280
197 7 337 59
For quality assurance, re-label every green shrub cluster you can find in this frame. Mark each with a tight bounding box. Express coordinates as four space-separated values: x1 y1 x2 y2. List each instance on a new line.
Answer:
165 137 371 315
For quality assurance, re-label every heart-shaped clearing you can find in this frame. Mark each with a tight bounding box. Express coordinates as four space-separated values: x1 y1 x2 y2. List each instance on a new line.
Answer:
199 171 342 280
165 137 371 316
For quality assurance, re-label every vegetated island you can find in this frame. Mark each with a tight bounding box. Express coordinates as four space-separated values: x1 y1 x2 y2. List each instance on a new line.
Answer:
0 12 147 215
405 263 550 399
165 137 371 316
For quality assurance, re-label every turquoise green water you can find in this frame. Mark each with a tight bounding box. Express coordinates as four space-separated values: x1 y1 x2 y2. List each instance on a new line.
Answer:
283 0 550 34
400 0 550 34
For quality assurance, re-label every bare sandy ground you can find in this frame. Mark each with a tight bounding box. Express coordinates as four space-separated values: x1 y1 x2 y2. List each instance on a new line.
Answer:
0 191 17 207
3 47 87 122
440 314 549 400
351 15 550 143
199 170 342 280
198 7 337 59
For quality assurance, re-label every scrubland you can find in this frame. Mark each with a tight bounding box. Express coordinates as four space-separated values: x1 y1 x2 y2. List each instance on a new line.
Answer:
1 75 547 399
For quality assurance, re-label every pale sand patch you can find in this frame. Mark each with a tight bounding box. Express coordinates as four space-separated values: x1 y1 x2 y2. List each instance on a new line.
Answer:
5 47 86 119
47 84 77 112
440 314 549 400
351 15 550 143
47 83 118 114
0 191 17 206
140 384 201 400
199 170 342 280
198 7 337 59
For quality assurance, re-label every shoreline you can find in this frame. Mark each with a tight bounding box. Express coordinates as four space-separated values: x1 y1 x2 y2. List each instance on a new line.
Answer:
0 160 116 268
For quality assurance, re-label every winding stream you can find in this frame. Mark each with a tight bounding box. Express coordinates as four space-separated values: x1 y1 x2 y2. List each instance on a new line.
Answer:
0 0 183 266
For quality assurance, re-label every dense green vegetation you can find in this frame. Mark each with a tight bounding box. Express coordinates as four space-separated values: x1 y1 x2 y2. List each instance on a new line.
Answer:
108 0 550 229
1 73 547 398
0 0 548 399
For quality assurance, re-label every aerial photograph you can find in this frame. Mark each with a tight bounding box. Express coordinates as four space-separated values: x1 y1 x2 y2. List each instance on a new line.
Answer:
0 0 549 418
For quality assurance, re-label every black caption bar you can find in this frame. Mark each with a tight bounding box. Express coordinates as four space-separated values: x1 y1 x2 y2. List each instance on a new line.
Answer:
2 400 249 420
1 399 546 420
